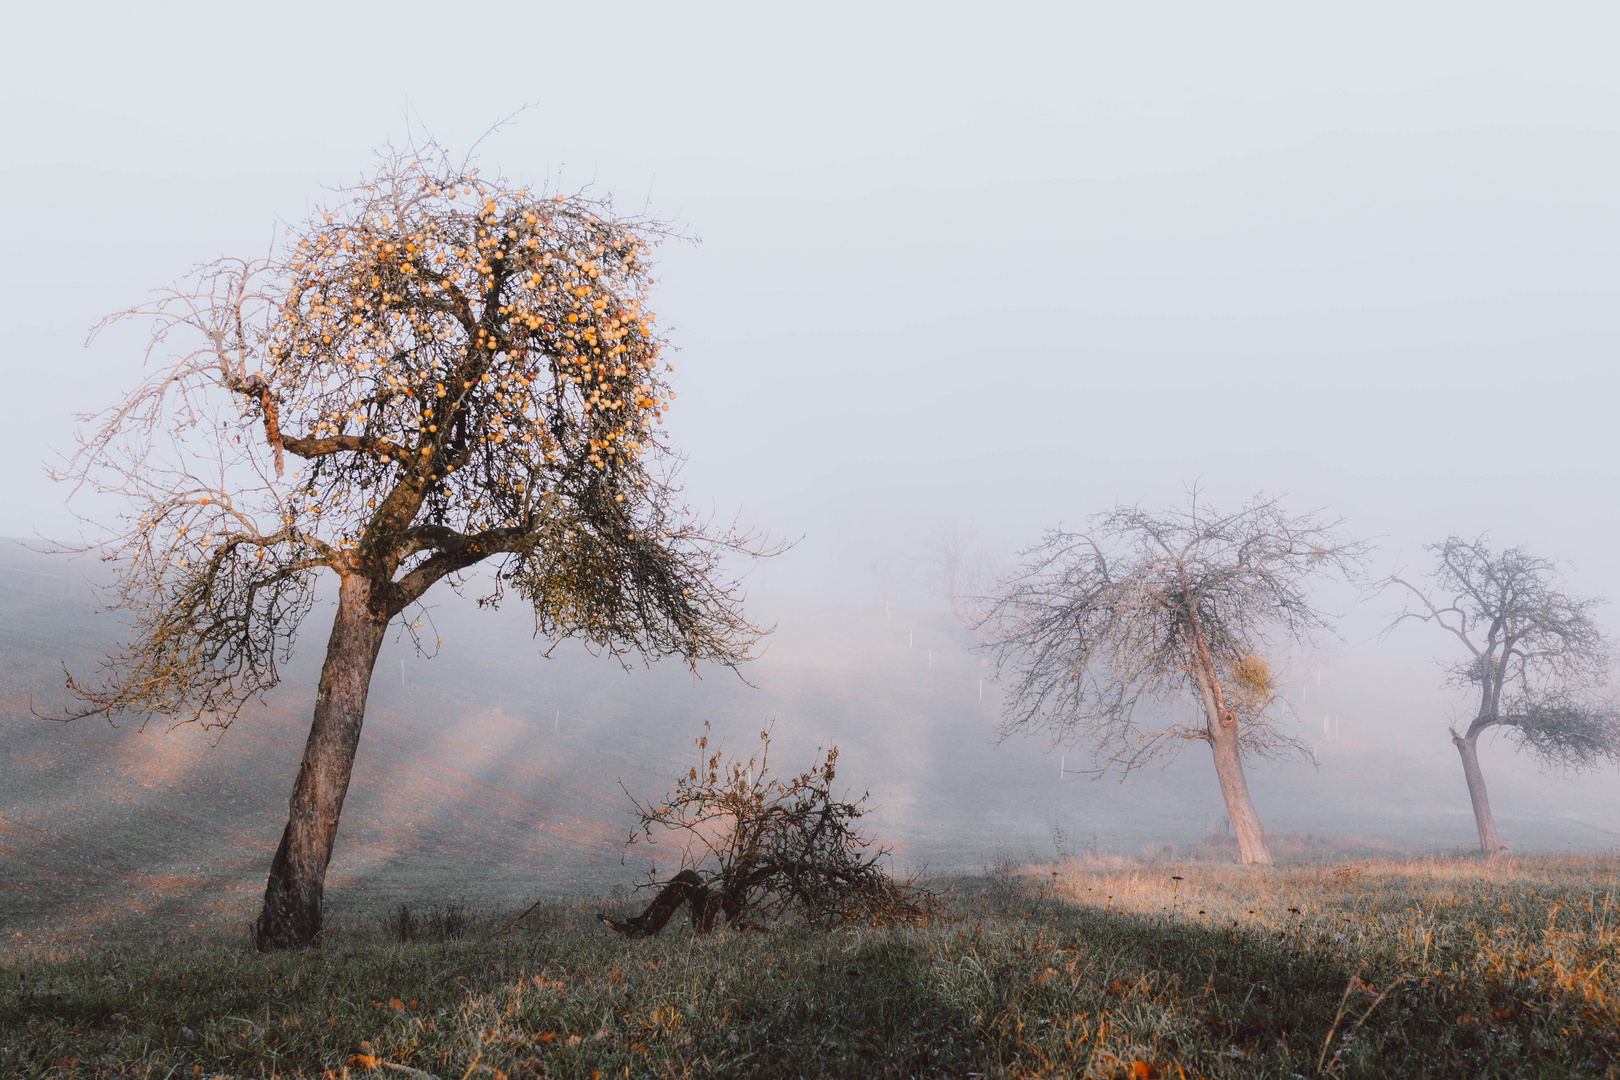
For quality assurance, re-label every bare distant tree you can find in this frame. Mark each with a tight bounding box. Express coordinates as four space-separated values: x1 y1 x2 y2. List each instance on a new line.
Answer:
55 143 772 949
1383 538 1618 854
984 492 1367 865
922 523 1001 628
868 549 911 622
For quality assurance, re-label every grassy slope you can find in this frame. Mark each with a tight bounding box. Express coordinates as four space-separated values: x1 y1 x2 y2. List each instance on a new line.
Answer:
2 538 1617 955
3 855 1617 1078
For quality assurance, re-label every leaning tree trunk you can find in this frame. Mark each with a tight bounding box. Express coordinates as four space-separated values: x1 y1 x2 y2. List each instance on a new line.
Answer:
1188 628 1273 865
1453 728 1504 855
1207 711 1274 865
255 572 388 950
598 870 717 938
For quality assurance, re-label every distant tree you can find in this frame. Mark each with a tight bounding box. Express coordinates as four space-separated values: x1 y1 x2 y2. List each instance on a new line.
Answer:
984 493 1366 865
1383 538 1619 854
868 549 911 622
56 144 771 949
922 522 1001 629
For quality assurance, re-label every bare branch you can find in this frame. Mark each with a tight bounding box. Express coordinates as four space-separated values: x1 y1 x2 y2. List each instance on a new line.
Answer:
605 722 932 935
983 491 1367 774
1381 536 1617 770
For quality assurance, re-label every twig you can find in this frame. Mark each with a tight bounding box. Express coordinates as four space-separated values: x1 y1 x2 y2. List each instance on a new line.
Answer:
488 896 548 940
1341 976 1407 1042
1317 979 1359 1074
1320 974 1407 1076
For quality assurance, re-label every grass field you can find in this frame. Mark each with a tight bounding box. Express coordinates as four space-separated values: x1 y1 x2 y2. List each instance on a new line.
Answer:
4 854 1617 1078
7 537 1619 938
5 543 1619 1075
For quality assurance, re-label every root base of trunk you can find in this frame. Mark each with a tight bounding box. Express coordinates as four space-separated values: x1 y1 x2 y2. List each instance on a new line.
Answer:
599 871 724 938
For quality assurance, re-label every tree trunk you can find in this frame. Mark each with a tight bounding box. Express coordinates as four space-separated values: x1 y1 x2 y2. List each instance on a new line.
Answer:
255 572 388 950
1453 729 1504 855
597 870 716 938
1185 617 1274 866
1207 717 1274 865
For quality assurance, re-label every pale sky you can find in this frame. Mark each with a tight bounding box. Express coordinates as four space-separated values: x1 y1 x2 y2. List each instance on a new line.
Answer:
4 2 1617 627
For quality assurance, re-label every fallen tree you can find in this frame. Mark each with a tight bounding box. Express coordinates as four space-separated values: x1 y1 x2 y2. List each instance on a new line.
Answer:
600 724 929 937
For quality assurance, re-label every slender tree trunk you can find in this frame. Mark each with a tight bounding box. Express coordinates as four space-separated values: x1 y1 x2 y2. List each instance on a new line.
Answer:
1207 716 1274 865
1453 728 1504 855
1185 614 1274 866
255 572 388 950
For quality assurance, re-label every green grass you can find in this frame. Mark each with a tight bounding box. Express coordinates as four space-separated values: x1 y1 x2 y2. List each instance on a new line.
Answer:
4 855 1617 1078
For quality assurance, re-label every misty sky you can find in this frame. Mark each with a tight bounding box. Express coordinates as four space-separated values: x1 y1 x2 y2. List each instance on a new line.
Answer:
3 2 1617 636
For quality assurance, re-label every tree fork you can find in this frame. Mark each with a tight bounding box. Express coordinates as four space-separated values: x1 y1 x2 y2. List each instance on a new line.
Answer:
255 572 388 950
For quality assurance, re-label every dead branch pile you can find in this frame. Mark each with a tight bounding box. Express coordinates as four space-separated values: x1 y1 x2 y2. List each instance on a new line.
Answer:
599 724 931 937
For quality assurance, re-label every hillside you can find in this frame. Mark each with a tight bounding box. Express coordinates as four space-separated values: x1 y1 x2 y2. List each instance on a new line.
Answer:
2 538 1616 953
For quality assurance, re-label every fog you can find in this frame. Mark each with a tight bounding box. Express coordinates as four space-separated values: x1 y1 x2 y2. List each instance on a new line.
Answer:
2 3 1617 881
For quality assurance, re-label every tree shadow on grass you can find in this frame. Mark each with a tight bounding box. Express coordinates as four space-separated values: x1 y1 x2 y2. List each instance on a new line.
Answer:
992 875 1612 1079
675 935 981 1079
10 870 1615 1080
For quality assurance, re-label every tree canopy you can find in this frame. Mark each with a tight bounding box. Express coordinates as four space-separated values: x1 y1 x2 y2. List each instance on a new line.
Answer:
987 493 1364 770
1388 538 1617 770
60 145 765 729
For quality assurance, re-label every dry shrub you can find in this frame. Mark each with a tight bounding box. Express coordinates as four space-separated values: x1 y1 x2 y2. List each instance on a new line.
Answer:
384 898 471 943
600 723 932 937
